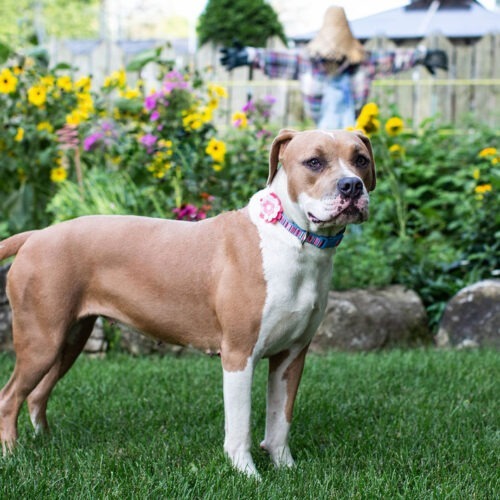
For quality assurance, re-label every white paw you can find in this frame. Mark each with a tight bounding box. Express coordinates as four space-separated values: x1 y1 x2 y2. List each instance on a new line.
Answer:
226 449 261 479
260 441 295 468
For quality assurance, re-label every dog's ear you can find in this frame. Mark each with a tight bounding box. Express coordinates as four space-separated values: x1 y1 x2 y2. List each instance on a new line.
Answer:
354 131 376 191
267 129 297 185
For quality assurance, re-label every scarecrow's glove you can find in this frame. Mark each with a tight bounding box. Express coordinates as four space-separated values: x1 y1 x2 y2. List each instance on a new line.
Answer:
415 47 449 75
220 41 255 70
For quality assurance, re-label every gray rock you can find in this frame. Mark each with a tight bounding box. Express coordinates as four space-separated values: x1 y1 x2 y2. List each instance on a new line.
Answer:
83 317 108 355
436 280 500 349
312 285 431 352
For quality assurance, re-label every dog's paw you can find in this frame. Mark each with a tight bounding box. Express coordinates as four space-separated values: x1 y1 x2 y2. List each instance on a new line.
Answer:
226 450 261 479
260 441 295 468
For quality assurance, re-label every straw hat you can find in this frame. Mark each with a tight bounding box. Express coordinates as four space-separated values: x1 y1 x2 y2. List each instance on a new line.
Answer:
306 6 366 64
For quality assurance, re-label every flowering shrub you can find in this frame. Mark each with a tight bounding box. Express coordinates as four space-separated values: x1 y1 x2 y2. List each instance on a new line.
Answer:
334 105 499 327
49 64 277 225
0 56 97 233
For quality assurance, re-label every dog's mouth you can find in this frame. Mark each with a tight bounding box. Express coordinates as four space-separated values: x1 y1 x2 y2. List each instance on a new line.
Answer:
307 200 368 226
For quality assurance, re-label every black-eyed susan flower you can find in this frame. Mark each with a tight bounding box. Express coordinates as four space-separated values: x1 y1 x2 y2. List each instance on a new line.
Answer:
0 68 18 94
50 166 68 183
205 137 226 164
385 117 404 136
28 84 47 107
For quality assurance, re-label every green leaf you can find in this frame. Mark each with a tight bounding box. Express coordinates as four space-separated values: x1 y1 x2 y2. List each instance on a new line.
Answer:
0 41 13 64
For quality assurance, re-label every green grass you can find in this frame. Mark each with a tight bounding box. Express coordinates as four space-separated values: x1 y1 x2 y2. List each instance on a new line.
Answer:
0 349 498 498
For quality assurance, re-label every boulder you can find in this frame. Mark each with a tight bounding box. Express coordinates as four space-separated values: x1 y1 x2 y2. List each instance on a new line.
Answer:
436 280 500 349
83 317 108 356
312 285 431 352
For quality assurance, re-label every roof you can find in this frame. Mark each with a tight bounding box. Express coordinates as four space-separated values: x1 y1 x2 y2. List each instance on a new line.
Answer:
293 0 500 42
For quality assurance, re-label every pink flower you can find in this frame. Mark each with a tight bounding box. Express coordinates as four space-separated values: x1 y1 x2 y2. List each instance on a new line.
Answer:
83 132 104 151
150 110 160 121
259 192 283 223
173 204 206 221
144 94 159 111
140 133 157 151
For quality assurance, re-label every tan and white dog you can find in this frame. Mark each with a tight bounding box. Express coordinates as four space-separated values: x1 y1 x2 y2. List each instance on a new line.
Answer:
0 129 375 477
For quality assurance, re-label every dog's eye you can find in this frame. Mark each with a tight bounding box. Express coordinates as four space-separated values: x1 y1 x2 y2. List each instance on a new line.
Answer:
355 155 369 169
305 158 323 172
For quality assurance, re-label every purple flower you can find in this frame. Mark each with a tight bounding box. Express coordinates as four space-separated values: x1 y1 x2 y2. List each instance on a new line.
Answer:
242 100 256 113
150 110 160 121
144 93 159 111
83 132 104 151
264 95 277 105
256 129 272 139
140 133 157 150
172 204 209 221
163 70 189 93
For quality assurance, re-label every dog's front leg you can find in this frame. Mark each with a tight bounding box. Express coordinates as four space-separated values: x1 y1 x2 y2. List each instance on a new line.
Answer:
260 345 309 468
222 357 259 477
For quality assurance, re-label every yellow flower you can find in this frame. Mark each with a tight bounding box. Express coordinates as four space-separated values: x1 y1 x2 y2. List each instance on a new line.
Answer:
40 75 55 89
389 144 405 157
212 163 224 172
120 87 141 99
385 117 404 136
75 76 91 92
183 112 204 131
207 97 219 110
474 184 492 195
472 168 480 180
478 147 497 158
50 166 68 183
200 106 213 123
0 68 18 94
208 84 228 99
205 138 226 163
232 111 248 128
361 102 379 118
77 92 94 114
56 76 73 92
28 84 47 107
355 103 381 136
37 121 54 133
66 109 86 126
14 127 24 142
104 69 127 89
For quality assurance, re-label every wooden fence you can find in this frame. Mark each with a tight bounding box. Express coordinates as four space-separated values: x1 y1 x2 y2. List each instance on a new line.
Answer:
48 33 500 128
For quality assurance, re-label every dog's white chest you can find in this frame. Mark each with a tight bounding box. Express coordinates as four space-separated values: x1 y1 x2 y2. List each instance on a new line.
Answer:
249 191 334 357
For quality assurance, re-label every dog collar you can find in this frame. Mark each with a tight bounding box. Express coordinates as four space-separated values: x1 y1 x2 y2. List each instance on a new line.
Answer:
259 192 345 250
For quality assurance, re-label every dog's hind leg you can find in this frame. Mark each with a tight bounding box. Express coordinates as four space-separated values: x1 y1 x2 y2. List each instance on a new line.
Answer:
0 317 66 454
26 316 97 434
260 345 309 468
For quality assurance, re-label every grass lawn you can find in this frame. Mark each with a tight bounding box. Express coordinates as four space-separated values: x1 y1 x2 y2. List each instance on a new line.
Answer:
0 349 498 498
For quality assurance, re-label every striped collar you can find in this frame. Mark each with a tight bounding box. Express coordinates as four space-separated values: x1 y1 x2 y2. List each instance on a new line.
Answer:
259 191 345 250
278 212 345 249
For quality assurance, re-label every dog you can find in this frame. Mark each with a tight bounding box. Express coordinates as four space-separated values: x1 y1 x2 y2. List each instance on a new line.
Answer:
0 128 375 477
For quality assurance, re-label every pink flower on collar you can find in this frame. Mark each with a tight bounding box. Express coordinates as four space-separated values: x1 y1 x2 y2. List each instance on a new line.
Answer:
259 191 283 223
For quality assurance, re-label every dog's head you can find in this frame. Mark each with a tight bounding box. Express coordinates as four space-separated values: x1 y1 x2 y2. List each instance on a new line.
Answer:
268 129 376 230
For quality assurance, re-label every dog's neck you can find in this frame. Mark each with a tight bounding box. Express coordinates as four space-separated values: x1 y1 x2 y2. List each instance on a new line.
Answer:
269 168 345 237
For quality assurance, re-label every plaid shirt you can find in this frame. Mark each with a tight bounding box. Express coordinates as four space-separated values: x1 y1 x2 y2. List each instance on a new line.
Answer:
252 48 422 122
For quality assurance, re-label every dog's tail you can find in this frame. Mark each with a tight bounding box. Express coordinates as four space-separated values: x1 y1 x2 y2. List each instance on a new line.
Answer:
0 231 37 261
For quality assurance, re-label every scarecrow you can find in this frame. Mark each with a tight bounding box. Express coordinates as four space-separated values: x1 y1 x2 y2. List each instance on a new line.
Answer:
220 6 448 128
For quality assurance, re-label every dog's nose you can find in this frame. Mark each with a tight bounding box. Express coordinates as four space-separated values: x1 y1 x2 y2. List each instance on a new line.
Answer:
338 177 363 199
